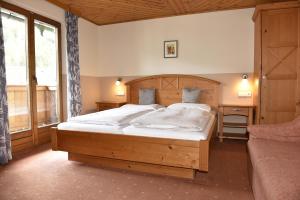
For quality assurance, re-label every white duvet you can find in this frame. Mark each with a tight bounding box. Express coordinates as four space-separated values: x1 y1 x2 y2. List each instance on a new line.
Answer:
68 104 162 126
130 107 212 131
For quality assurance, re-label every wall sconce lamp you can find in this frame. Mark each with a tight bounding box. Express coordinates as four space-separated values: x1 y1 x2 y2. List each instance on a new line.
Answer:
115 78 122 86
238 74 252 97
115 78 125 96
242 74 248 79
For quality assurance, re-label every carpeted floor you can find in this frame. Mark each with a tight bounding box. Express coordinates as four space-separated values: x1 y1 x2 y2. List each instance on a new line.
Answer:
0 140 254 200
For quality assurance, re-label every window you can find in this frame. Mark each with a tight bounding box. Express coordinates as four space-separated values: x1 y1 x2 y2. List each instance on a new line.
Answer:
0 2 62 144
35 20 60 127
2 9 30 133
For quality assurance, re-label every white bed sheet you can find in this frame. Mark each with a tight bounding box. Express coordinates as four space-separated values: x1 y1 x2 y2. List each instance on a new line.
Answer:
68 104 162 126
57 104 163 133
57 122 125 134
123 114 215 141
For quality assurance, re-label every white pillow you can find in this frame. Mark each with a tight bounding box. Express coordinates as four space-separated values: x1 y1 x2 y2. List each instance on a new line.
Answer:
121 104 164 110
167 103 211 112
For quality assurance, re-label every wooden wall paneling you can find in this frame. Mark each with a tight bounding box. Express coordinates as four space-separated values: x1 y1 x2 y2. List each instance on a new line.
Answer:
11 136 34 153
38 126 53 144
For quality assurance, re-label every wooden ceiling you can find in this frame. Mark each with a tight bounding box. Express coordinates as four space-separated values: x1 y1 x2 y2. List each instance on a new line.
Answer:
47 0 290 25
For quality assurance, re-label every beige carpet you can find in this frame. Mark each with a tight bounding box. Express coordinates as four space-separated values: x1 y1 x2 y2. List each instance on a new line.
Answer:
0 140 254 200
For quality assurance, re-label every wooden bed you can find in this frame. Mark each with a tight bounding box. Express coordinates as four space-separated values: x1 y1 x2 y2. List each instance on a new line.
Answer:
51 74 220 179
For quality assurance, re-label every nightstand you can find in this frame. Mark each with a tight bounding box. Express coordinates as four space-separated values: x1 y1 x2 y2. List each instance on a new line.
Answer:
218 104 255 142
96 101 127 111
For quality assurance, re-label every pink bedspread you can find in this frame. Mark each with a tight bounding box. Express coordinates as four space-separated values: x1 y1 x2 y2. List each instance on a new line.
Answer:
248 139 300 200
247 117 300 200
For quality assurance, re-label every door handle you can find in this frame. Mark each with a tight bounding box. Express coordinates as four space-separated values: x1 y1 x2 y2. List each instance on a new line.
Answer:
296 101 300 106
32 75 38 85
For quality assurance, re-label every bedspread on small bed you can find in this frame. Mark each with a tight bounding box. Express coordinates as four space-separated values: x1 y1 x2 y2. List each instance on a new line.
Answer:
68 104 162 126
130 107 211 131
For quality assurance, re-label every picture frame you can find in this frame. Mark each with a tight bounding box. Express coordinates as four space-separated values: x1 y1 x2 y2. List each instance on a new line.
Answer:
164 40 178 58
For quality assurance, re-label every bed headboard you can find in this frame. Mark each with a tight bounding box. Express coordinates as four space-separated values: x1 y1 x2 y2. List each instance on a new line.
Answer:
125 74 220 109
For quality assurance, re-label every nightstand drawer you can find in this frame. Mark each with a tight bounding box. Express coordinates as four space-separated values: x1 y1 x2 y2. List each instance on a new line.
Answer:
223 107 249 116
96 102 127 111
98 105 114 110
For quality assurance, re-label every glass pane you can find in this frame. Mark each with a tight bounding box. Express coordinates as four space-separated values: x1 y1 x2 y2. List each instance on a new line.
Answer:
1 9 31 133
34 20 60 127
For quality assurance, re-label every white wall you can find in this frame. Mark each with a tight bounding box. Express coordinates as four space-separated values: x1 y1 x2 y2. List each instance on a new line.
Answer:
78 19 99 76
97 8 254 76
3 1 255 113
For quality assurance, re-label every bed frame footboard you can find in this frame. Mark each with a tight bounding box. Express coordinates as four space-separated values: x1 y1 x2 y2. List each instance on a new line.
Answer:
69 152 196 179
50 118 217 179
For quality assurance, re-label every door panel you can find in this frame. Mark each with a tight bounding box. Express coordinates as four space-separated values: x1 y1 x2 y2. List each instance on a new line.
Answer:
261 8 299 124
1 8 32 135
34 20 60 128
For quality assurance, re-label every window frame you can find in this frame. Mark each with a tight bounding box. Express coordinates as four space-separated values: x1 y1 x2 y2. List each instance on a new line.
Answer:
0 1 63 144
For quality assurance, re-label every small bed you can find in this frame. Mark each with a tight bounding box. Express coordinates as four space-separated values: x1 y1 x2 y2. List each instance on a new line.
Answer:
51 74 220 179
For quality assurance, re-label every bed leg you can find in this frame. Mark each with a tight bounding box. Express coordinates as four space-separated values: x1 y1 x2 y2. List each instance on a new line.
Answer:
51 127 58 151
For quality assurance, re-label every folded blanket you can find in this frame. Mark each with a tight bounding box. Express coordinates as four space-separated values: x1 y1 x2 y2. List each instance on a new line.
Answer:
69 105 157 126
130 107 211 131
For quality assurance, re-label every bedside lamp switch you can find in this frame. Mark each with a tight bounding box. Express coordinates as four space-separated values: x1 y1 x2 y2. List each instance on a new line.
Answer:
238 91 252 97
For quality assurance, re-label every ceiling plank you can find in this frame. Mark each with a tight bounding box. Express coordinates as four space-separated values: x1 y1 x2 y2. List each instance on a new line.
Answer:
46 0 292 25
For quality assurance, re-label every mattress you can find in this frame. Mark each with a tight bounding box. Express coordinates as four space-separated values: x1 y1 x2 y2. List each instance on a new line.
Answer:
122 114 215 141
57 104 163 133
57 122 125 134
57 113 215 141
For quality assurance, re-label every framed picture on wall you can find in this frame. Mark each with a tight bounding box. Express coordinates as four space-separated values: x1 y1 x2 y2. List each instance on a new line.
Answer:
164 40 178 58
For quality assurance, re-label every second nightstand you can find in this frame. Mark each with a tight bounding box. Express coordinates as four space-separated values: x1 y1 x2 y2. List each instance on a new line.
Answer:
218 104 255 142
96 101 127 111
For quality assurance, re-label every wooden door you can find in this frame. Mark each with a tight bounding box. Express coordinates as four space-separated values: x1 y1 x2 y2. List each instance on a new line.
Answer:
261 8 299 124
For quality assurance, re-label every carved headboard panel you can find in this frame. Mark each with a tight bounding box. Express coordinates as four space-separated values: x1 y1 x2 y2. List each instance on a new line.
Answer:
125 74 220 109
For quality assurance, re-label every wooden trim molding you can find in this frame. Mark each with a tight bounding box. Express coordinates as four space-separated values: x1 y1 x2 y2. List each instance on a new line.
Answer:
252 1 300 21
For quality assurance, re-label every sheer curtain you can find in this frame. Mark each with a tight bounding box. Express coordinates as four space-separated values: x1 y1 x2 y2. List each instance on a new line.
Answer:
65 11 82 118
0 11 12 164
